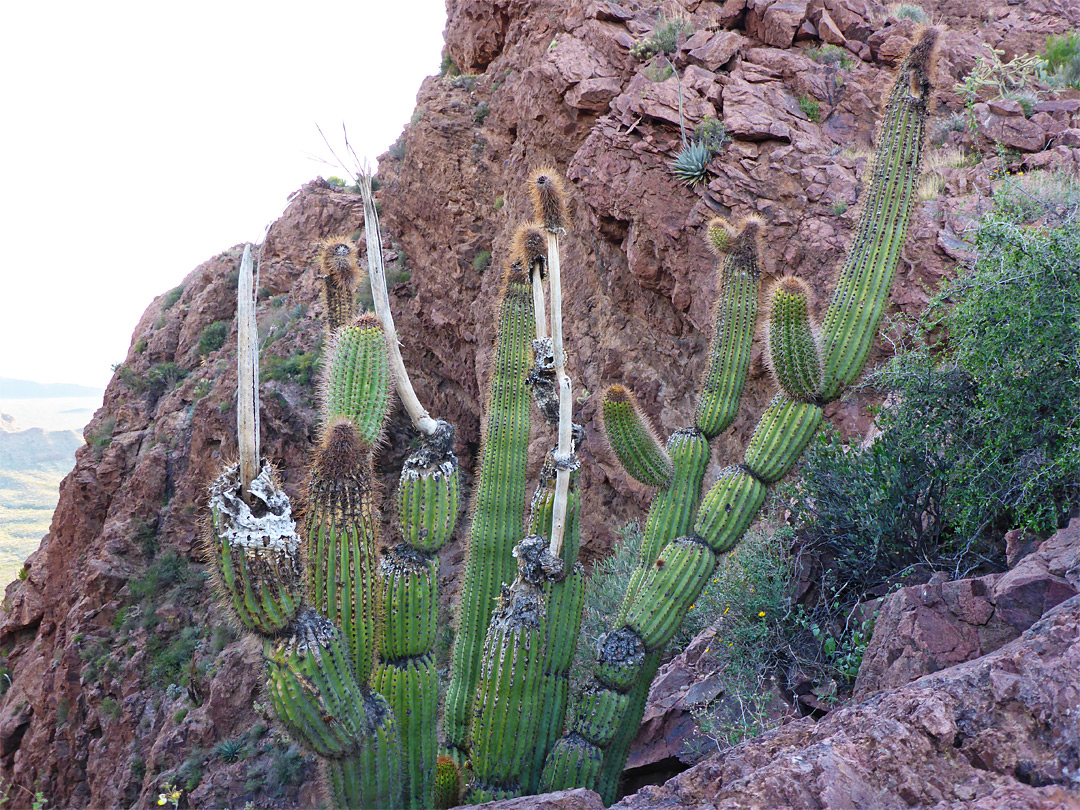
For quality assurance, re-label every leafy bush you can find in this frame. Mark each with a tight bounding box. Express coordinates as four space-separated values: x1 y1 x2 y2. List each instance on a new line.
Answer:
631 13 693 59
791 176 1080 599
162 285 184 310
806 44 855 70
113 362 187 398
197 321 230 356
261 351 320 386
1043 31 1080 89
798 94 822 122
891 3 928 23
472 249 492 272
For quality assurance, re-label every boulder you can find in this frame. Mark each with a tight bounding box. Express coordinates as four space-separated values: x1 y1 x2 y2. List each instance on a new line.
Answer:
745 0 810 48
614 596 1080 809
854 517 1080 697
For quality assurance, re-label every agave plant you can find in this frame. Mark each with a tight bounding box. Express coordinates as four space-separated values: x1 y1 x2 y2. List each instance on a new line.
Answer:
669 138 715 186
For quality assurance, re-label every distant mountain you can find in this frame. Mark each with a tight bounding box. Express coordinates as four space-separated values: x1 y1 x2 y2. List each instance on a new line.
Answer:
0 421 82 469
0 378 104 398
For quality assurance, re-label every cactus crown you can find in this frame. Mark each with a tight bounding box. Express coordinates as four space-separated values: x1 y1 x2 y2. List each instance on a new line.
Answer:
530 168 567 232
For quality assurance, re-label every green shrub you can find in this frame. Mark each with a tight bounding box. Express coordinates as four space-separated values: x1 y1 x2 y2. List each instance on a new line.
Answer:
694 117 729 153
791 179 1080 595
439 53 460 78
474 101 490 125
891 4 928 23
85 415 116 450
113 362 187 398
261 351 321 386
162 285 184 310
806 44 855 70
149 626 200 688
1044 31 1080 89
798 94 822 122
197 321 230 356
472 249 492 273
631 13 693 59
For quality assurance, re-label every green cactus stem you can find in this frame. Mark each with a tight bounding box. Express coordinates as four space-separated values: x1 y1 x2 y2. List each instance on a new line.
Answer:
322 313 392 445
819 30 937 399
468 541 552 795
636 428 710 572
264 608 377 759
521 466 585 793
695 217 763 439
371 653 438 808
206 462 303 636
306 419 383 684
602 385 674 488
624 536 716 650
323 707 404 810
766 277 822 401
539 733 604 793
443 260 536 757
378 422 457 808
743 395 824 484
694 466 768 554
397 421 459 554
434 755 462 810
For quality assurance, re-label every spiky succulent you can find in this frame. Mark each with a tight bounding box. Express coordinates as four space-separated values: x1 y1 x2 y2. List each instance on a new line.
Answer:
668 139 715 186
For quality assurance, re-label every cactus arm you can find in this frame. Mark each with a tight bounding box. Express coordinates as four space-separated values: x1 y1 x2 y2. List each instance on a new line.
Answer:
468 536 563 799
695 218 763 439
322 315 393 444
601 385 674 488
443 261 536 757
379 422 458 809
820 34 935 399
520 468 585 793
636 429 711 568
359 172 441 436
766 278 823 402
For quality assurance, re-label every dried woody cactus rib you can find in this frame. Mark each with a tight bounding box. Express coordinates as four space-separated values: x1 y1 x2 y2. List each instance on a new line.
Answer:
204 29 938 809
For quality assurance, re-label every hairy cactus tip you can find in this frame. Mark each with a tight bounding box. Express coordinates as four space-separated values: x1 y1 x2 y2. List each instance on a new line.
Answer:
513 222 548 275
314 416 371 480
529 167 567 233
317 235 361 283
708 215 764 267
902 26 940 99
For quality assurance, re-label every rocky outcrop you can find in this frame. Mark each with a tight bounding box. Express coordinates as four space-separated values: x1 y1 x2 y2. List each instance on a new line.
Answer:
854 517 1080 697
614 595 1080 810
0 0 1078 806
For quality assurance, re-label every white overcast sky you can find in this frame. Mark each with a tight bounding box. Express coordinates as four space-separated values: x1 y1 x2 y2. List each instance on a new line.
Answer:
0 1 447 388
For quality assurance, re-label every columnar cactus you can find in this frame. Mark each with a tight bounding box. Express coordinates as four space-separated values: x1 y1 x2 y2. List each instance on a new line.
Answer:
205 28 937 809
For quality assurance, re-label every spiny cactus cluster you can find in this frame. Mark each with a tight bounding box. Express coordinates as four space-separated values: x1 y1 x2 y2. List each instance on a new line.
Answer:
206 28 937 809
